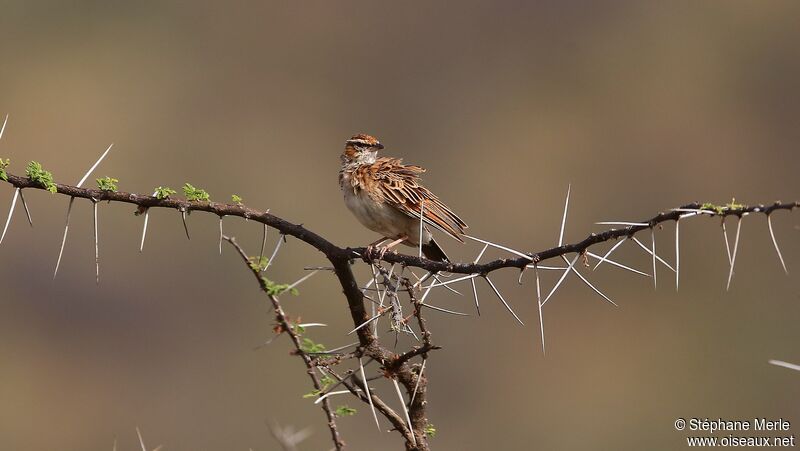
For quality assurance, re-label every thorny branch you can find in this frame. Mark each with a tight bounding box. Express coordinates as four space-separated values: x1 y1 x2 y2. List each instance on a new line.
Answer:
1 169 798 451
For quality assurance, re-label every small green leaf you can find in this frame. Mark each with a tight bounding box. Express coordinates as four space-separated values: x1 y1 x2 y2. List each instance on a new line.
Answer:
96 176 118 192
334 405 357 417
231 194 243 204
0 158 9 182
425 424 437 438
299 338 325 353
183 183 210 202
302 390 322 399
25 161 57 193
154 186 176 200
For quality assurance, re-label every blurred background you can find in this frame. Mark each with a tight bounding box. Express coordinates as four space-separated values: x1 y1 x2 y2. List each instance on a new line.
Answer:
0 1 798 449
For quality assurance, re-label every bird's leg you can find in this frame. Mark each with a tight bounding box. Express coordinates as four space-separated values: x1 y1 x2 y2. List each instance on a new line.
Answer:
378 235 408 260
366 237 390 261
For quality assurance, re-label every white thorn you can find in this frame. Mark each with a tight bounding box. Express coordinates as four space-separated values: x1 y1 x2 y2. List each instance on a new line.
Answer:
18 189 33 227
313 389 360 405
474 243 489 263
418 201 424 258
410 358 427 407
534 264 545 355
136 427 146 451
423 273 480 289
559 184 571 246
264 235 284 271
586 251 649 277
595 221 648 226
218 216 223 255
541 254 580 306
470 277 480 315
769 360 800 372
392 378 416 446
563 256 617 307
463 234 533 261
726 217 742 291
0 114 8 141
296 323 327 328
77 143 114 188
722 219 733 265
286 270 319 291
0 188 19 244
767 215 788 274
347 311 383 335
259 223 267 259
631 236 676 272
181 210 190 239
484 276 524 325
139 208 150 252
421 302 469 316
360 357 380 430
592 238 627 271
651 228 657 290
93 201 99 284
53 197 76 279
675 219 680 291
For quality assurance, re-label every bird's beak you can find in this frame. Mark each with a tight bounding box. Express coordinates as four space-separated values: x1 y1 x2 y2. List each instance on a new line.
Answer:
375 143 384 150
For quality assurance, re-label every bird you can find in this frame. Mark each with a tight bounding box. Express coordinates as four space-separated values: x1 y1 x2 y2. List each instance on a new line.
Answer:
339 133 467 262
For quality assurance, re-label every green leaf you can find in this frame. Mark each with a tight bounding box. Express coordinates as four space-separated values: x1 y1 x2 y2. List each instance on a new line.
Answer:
299 338 325 353
25 161 57 193
334 405 357 417
425 424 437 438
231 194 243 204
0 158 9 182
182 183 210 202
96 176 118 192
154 186 176 200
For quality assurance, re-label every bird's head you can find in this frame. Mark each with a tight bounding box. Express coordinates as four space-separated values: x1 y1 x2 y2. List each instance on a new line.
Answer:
342 133 384 164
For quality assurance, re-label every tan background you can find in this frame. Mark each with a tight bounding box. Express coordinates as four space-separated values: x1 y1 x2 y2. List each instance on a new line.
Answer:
0 1 798 450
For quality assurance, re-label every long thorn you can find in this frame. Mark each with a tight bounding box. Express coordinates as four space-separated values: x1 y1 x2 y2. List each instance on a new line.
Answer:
559 184 571 246
631 236 676 272
77 143 114 187
542 254 579 306
535 264 545 355
218 216 223 255
651 228 657 290
592 238 627 270
54 197 76 279
767 215 788 274
139 208 150 252
0 114 8 141
484 276 524 325
259 223 267 260
286 270 318 291
675 218 680 291
264 235 284 271
347 310 384 335
136 427 146 451
18 190 32 227
392 378 416 446
360 357 380 430
418 201 424 258
463 234 533 261
421 302 469 316
726 217 742 291
0 188 19 244
586 251 649 277
470 277 480 315
181 210 190 239
563 256 617 307
93 201 99 284
722 219 733 265
410 358 426 407
769 360 800 372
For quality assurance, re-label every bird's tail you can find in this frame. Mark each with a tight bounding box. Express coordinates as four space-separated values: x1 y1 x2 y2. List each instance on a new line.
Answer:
422 237 450 262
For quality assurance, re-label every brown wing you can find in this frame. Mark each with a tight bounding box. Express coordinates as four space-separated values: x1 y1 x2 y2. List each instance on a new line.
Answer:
356 157 468 242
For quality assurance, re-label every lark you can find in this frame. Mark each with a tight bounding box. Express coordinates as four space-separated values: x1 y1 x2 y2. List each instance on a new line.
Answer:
339 133 467 262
